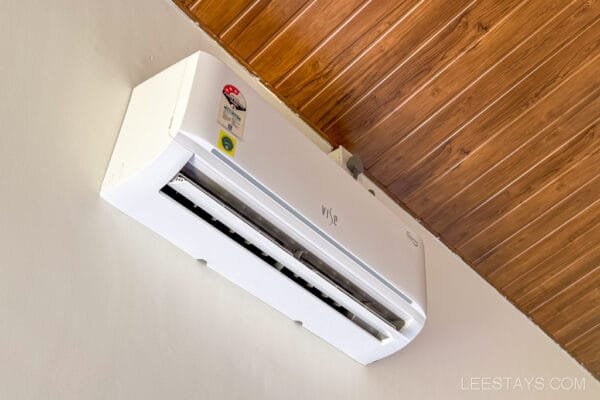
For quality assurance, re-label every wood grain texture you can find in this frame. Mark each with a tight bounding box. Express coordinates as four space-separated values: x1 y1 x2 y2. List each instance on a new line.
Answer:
375 1 600 189
433 81 600 245
353 0 570 165
249 0 366 82
274 0 411 106
188 0 254 34
175 0 600 379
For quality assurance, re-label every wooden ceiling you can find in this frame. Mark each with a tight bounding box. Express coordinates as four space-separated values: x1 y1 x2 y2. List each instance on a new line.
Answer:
175 0 600 377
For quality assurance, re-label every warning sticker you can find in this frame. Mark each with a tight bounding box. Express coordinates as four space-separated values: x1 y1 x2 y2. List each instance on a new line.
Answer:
218 84 246 139
217 130 237 157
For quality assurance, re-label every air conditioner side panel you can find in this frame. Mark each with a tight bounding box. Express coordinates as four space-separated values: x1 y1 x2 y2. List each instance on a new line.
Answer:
101 53 196 193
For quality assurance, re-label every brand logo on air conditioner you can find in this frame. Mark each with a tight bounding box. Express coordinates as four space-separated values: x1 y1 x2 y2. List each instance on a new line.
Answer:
321 205 338 226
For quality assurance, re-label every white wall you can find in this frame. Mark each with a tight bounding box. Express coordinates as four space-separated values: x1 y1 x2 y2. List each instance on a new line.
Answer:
0 1 597 398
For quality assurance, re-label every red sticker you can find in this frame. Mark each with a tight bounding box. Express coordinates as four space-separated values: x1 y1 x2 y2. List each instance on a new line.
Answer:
218 84 247 139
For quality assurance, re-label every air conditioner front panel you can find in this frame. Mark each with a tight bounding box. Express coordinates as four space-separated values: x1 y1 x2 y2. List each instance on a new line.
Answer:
178 53 426 314
174 135 424 327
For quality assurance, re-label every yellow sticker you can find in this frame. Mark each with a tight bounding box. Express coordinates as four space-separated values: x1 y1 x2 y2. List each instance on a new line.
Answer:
217 130 237 157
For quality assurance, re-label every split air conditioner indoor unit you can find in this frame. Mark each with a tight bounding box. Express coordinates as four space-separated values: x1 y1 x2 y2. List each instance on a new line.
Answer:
101 51 426 364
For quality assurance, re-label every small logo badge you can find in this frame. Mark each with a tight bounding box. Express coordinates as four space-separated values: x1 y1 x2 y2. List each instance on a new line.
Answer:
217 130 237 157
321 205 338 226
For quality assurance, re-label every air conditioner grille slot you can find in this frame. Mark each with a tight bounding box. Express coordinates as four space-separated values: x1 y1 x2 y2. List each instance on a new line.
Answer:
161 185 387 341
160 167 406 339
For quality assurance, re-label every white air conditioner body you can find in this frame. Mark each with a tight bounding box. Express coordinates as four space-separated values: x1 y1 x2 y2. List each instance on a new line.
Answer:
102 51 427 364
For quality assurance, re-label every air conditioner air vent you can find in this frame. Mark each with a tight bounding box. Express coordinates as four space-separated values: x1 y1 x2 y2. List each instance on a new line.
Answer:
160 168 406 340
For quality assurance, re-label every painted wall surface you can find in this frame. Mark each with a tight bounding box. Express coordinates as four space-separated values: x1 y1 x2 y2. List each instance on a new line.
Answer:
0 1 597 398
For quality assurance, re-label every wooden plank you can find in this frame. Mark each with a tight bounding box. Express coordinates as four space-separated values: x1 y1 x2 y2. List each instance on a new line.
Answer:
459 151 600 262
515 242 600 313
351 0 574 167
441 127 600 256
299 0 478 128
178 0 198 8
552 304 600 346
491 218 600 290
430 93 600 245
404 76 600 223
530 267 600 332
408 74 600 230
220 1 271 42
249 0 367 83
369 1 600 187
273 0 414 108
319 0 517 137
477 198 600 277
227 0 308 60
393 49 600 214
471 177 600 271
189 0 254 35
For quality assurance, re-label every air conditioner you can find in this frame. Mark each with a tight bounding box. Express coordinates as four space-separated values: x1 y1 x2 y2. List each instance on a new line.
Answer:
101 51 427 364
